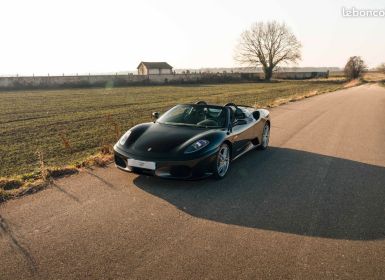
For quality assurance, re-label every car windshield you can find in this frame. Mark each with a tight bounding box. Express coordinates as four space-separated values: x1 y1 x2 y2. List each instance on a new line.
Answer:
157 104 226 128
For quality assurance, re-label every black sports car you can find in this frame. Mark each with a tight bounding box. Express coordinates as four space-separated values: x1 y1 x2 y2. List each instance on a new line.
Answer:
113 101 270 179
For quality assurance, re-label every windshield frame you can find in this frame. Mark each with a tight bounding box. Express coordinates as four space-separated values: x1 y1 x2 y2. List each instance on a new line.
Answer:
156 104 229 129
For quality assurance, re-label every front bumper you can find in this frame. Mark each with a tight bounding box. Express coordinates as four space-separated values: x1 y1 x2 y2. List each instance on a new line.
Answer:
113 145 217 179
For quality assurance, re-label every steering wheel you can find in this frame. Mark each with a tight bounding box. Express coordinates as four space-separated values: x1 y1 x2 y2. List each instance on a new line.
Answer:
224 102 238 115
224 102 237 108
196 101 207 105
224 103 246 123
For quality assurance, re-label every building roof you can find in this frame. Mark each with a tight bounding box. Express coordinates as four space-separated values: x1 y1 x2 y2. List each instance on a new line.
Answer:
137 62 173 69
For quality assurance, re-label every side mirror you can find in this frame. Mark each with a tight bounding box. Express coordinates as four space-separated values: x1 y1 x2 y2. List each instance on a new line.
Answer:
152 112 159 120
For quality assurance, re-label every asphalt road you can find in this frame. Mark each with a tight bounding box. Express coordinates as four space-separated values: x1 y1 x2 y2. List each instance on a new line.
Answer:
1 84 385 280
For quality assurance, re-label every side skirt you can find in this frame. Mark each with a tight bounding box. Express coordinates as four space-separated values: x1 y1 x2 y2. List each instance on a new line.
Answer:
231 142 260 161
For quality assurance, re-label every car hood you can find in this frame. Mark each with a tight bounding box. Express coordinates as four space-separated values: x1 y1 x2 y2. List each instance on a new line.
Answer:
130 123 212 154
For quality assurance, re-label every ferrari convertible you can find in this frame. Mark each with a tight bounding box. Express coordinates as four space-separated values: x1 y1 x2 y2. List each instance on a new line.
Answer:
113 101 270 179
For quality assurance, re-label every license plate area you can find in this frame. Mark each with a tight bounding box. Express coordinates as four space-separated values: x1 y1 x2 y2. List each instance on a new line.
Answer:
126 159 156 170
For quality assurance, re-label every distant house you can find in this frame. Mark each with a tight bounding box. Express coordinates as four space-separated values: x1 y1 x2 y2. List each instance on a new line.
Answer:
137 62 173 75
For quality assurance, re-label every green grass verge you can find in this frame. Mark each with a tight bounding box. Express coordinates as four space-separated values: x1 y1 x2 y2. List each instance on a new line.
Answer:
0 79 346 178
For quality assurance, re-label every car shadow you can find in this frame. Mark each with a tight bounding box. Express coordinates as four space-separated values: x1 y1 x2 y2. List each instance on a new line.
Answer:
133 147 385 241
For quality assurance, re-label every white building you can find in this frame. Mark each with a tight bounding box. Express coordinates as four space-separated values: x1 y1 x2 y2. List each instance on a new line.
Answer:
137 62 173 75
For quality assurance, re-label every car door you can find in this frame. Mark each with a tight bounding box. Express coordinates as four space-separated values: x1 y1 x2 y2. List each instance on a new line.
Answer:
251 110 266 144
230 110 255 157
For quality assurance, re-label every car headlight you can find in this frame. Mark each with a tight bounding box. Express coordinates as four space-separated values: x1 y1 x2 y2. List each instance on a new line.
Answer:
119 130 132 145
185 140 209 154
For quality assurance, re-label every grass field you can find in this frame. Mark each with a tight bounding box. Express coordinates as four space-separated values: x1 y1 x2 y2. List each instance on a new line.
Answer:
0 80 346 177
363 72 385 82
330 71 385 82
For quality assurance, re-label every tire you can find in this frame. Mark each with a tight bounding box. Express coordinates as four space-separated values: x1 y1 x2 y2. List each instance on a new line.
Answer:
258 122 270 150
212 143 231 179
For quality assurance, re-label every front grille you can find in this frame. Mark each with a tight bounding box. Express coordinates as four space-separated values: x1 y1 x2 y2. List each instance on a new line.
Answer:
131 167 154 176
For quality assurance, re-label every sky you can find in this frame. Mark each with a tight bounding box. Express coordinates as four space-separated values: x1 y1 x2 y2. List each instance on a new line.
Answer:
0 0 384 75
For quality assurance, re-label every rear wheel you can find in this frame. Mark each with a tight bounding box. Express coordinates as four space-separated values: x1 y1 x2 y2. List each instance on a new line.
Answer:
212 143 231 179
258 123 270 150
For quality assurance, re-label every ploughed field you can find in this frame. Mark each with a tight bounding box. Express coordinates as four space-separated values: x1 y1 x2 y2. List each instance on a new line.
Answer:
0 80 344 176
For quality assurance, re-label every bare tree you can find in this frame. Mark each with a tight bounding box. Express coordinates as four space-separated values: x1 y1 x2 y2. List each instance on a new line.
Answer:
344 56 367 80
235 21 302 81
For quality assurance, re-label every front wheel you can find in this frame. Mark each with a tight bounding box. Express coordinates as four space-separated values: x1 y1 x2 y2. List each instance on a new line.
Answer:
212 143 231 179
258 123 270 150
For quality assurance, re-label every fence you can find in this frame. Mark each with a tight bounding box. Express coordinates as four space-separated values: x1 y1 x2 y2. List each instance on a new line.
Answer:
0 72 328 90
